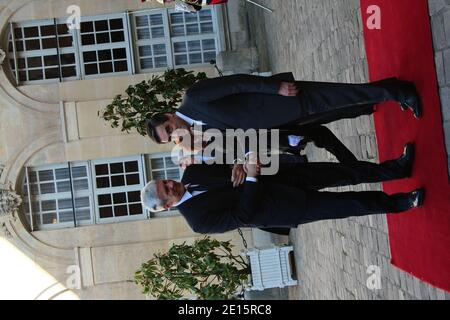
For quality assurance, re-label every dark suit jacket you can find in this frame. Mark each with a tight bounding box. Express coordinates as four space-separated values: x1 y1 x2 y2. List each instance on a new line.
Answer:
179 73 305 130
179 73 375 130
196 124 356 166
177 156 400 234
178 164 310 234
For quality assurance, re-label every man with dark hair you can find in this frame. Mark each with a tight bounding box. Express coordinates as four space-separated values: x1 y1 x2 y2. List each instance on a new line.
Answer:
146 113 171 144
146 73 420 168
148 112 359 164
146 74 420 147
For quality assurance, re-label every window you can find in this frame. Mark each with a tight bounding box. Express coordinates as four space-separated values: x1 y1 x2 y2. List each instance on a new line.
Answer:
131 12 171 72
169 9 218 66
79 14 132 78
8 8 222 84
8 14 132 84
9 19 79 83
130 8 219 71
91 156 146 224
148 153 182 181
22 162 93 230
21 154 184 230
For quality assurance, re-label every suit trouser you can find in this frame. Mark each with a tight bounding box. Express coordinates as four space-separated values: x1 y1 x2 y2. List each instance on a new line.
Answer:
257 157 407 233
252 189 412 229
262 156 406 190
297 190 411 225
294 78 412 126
277 154 308 164
248 157 414 228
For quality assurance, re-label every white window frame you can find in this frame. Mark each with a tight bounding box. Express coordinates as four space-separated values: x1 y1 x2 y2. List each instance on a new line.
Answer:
90 155 147 224
130 10 173 73
147 152 183 181
8 19 81 85
130 7 222 72
23 161 94 231
9 13 133 84
171 34 219 67
167 7 221 68
77 13 133 80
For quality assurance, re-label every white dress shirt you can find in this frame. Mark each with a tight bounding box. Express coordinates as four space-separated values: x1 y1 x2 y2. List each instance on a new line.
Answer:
175 111 206 127
174 189 198 207
288 135 305 147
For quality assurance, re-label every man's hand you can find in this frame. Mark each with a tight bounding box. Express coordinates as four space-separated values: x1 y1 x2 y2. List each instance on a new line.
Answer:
278 82 299 97
231 164 246 187
243 153 261 178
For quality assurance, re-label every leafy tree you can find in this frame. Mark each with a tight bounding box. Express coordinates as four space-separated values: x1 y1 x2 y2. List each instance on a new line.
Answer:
99 68 207 136
134 236 250 300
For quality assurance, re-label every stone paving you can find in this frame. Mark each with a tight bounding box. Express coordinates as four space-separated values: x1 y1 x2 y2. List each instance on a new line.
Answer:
245 0 449 300
429 0 450 173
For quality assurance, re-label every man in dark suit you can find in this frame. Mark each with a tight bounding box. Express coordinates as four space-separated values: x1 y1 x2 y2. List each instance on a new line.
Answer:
146 73 421 145
141 145 424 234
176 123 358 170
174 126 358 236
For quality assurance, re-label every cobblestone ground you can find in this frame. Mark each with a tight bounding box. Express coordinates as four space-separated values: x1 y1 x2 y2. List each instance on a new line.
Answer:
246 0 449 300
429 0 450 172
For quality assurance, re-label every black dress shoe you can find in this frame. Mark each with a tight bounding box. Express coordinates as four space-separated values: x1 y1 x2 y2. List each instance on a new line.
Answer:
396 143 415 177
399 82 422 119
409 189 425 209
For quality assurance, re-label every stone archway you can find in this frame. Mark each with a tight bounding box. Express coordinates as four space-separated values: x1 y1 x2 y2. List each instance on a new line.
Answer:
0 0 60 115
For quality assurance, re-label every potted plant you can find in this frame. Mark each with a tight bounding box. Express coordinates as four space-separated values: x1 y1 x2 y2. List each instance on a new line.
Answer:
134 236 250 300
99 68 207 136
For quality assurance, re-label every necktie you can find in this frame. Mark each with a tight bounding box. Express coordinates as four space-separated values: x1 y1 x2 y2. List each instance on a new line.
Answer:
186 180 233 195
186 184 208 194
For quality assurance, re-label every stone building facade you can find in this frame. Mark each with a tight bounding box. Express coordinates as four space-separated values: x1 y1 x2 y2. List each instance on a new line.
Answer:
0 0 253 299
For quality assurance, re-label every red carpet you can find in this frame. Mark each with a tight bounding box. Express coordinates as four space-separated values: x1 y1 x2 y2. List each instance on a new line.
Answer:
360 0 450 292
